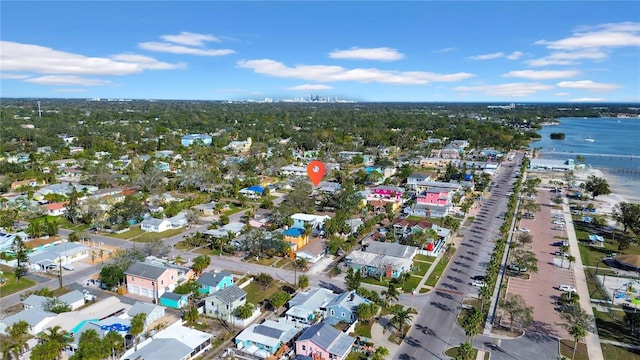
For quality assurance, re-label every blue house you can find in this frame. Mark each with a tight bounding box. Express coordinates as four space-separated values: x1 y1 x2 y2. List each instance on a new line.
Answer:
234 319 299 357
181 134 212 147
160 291 189 309
197 270 234 295
325 290 370 325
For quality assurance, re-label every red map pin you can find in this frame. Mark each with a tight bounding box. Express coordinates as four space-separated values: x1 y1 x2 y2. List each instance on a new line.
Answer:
307 160 326 186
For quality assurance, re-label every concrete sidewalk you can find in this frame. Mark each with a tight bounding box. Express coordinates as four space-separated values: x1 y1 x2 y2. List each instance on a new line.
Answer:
562 199 605 360
369 315 401 354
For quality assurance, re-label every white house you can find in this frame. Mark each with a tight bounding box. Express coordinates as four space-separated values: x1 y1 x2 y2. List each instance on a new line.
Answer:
140 218 172 233
0 309 55 335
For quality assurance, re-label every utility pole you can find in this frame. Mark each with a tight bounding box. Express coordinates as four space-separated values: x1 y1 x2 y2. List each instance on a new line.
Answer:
58 259 63 288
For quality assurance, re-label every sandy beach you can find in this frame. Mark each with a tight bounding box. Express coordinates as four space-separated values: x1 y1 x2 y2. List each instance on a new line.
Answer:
573 167 640 220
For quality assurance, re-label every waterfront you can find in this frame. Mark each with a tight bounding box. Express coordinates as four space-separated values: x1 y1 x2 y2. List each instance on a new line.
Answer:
532 116 640 203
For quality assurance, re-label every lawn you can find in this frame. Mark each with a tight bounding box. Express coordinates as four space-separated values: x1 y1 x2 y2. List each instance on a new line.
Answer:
244 281 281 305
108 226 144 239
601 344 640 360
585 268 614 301
346 352 368 360
134 227 185 242
361 277 389 287
412 262 429 276
577 242 615 269
246 256 279 267
0 267 36 298
559 339 588 360
444 346 479 359
414 254 436 262
425 256 450 287
593 308 640 345
353 320 373 338
401 276 422 293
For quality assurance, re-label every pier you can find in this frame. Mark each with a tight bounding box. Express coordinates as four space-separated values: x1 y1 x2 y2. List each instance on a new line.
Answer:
538 151 640 160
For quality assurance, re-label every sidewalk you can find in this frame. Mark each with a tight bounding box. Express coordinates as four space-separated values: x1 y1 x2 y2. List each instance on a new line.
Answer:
562 199 605 360
369 315 401 354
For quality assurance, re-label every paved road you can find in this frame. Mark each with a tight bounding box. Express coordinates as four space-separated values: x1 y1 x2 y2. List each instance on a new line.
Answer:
393 154 558 360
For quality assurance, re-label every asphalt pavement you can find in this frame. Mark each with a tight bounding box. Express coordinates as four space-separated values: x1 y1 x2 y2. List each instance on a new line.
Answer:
393 154 559 360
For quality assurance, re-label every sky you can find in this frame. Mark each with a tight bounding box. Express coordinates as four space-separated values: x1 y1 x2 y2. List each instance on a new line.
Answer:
1 1 639 102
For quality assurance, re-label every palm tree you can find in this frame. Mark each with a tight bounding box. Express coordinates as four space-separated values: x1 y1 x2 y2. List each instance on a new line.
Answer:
6 320 29 356
371 346 390 360
456 342 474 360
567 255 576 268
0 334 20 360
478 282 492 313
390 306 413 339
568 325 587 360
129 313 147 351
382 283 400 305
38 325 72 360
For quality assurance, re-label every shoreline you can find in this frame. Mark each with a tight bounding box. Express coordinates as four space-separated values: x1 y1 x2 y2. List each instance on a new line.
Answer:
573 167 640 221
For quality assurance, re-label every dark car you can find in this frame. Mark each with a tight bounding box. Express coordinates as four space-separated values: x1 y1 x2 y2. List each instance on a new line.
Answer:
471 275 485 281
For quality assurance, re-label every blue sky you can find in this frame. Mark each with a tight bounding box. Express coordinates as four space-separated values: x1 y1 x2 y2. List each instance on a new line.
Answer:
1 1 639 102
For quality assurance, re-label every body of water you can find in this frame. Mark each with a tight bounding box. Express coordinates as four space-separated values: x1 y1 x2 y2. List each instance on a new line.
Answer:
533 117 640 174
531 116 640 201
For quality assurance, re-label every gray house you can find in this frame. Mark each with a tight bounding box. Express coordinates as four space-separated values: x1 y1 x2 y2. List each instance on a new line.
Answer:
204 285 247 320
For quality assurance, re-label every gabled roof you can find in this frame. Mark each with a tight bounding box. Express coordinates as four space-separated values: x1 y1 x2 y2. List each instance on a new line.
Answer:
297 323 355 357
23 294 48 310
365 241 418 259
59 290 85 305
326 291 369 312
235 319 298 349
127 301 163 318
197 270 233 287
1 309 55 328
160 292 186 301
208 285 246 304
123 338 192 360
125 262 169 279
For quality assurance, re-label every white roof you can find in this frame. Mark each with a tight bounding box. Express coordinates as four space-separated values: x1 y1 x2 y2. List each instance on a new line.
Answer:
235 319 296 349
291 213 330 222
155 321 212 349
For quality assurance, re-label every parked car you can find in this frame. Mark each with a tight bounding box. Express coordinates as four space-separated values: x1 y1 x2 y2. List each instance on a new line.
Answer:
507 263 527 273
552 241 569 247
62 264 75 271
522 213 535 219
471 275 485 281
519 227 530 233
471 280 487 288
558 285 577 293
553 250 569 257
553 220 565 225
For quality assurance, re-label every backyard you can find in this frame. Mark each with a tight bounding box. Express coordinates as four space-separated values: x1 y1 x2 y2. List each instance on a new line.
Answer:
0 265 36 298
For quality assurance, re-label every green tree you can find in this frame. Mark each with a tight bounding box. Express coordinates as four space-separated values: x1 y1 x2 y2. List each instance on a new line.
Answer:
382 283 400 305
613 202 640 234
511 248 538 273
191 254 211 275
129 313 147 351
390 306 413 339
345 267 362 291
462 309 483 342
102 331 124 360
500 294 533 331
0 334 21 360
99 264 125 290
70 329 107 360
371 346 390 360
356 302 379 323
183 305 200 323
270 291 291 312
34 325 72 360
582 175 611 199
236 302 255 319
561 306 594 360
255 272 274 290
43 298 72 314
10 236 29 280
455 342 474 360
297 274 309 290
7 321 29 356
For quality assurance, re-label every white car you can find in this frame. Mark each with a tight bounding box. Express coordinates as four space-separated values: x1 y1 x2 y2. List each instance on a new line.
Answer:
559 285 577 293
471 280 486 288
519 227 530 233
553 220 565 225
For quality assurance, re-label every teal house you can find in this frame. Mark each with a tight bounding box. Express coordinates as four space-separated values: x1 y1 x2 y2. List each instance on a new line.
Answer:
160 292 189 309
197 270 234 295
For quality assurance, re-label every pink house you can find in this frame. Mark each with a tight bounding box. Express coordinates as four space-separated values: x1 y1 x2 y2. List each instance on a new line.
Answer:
295 323 355 360
416 187 450 205
372 185 404 200
124 261 193 301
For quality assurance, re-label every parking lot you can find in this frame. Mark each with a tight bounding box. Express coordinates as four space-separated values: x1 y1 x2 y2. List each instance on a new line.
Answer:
504 187 576 338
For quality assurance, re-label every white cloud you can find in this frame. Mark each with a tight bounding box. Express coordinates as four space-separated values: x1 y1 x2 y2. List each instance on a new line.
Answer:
503 69 580 80
0 41 184 76
160 31 221 46
454 83 554 97
138 42 235 56
525 49 608 66
569 97 606 102
329 47 405 61
433 47 455 53
110 54 187 69
469 52 504 60
53 88 88 93
288 84 334 91
237 59 475 85
557 80 621 92
506 51 523 60
0 73 30 79
536 21 640 50
25 75 114 86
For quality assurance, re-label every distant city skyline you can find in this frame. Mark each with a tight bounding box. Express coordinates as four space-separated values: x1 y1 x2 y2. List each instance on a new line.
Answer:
1 2 639 102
